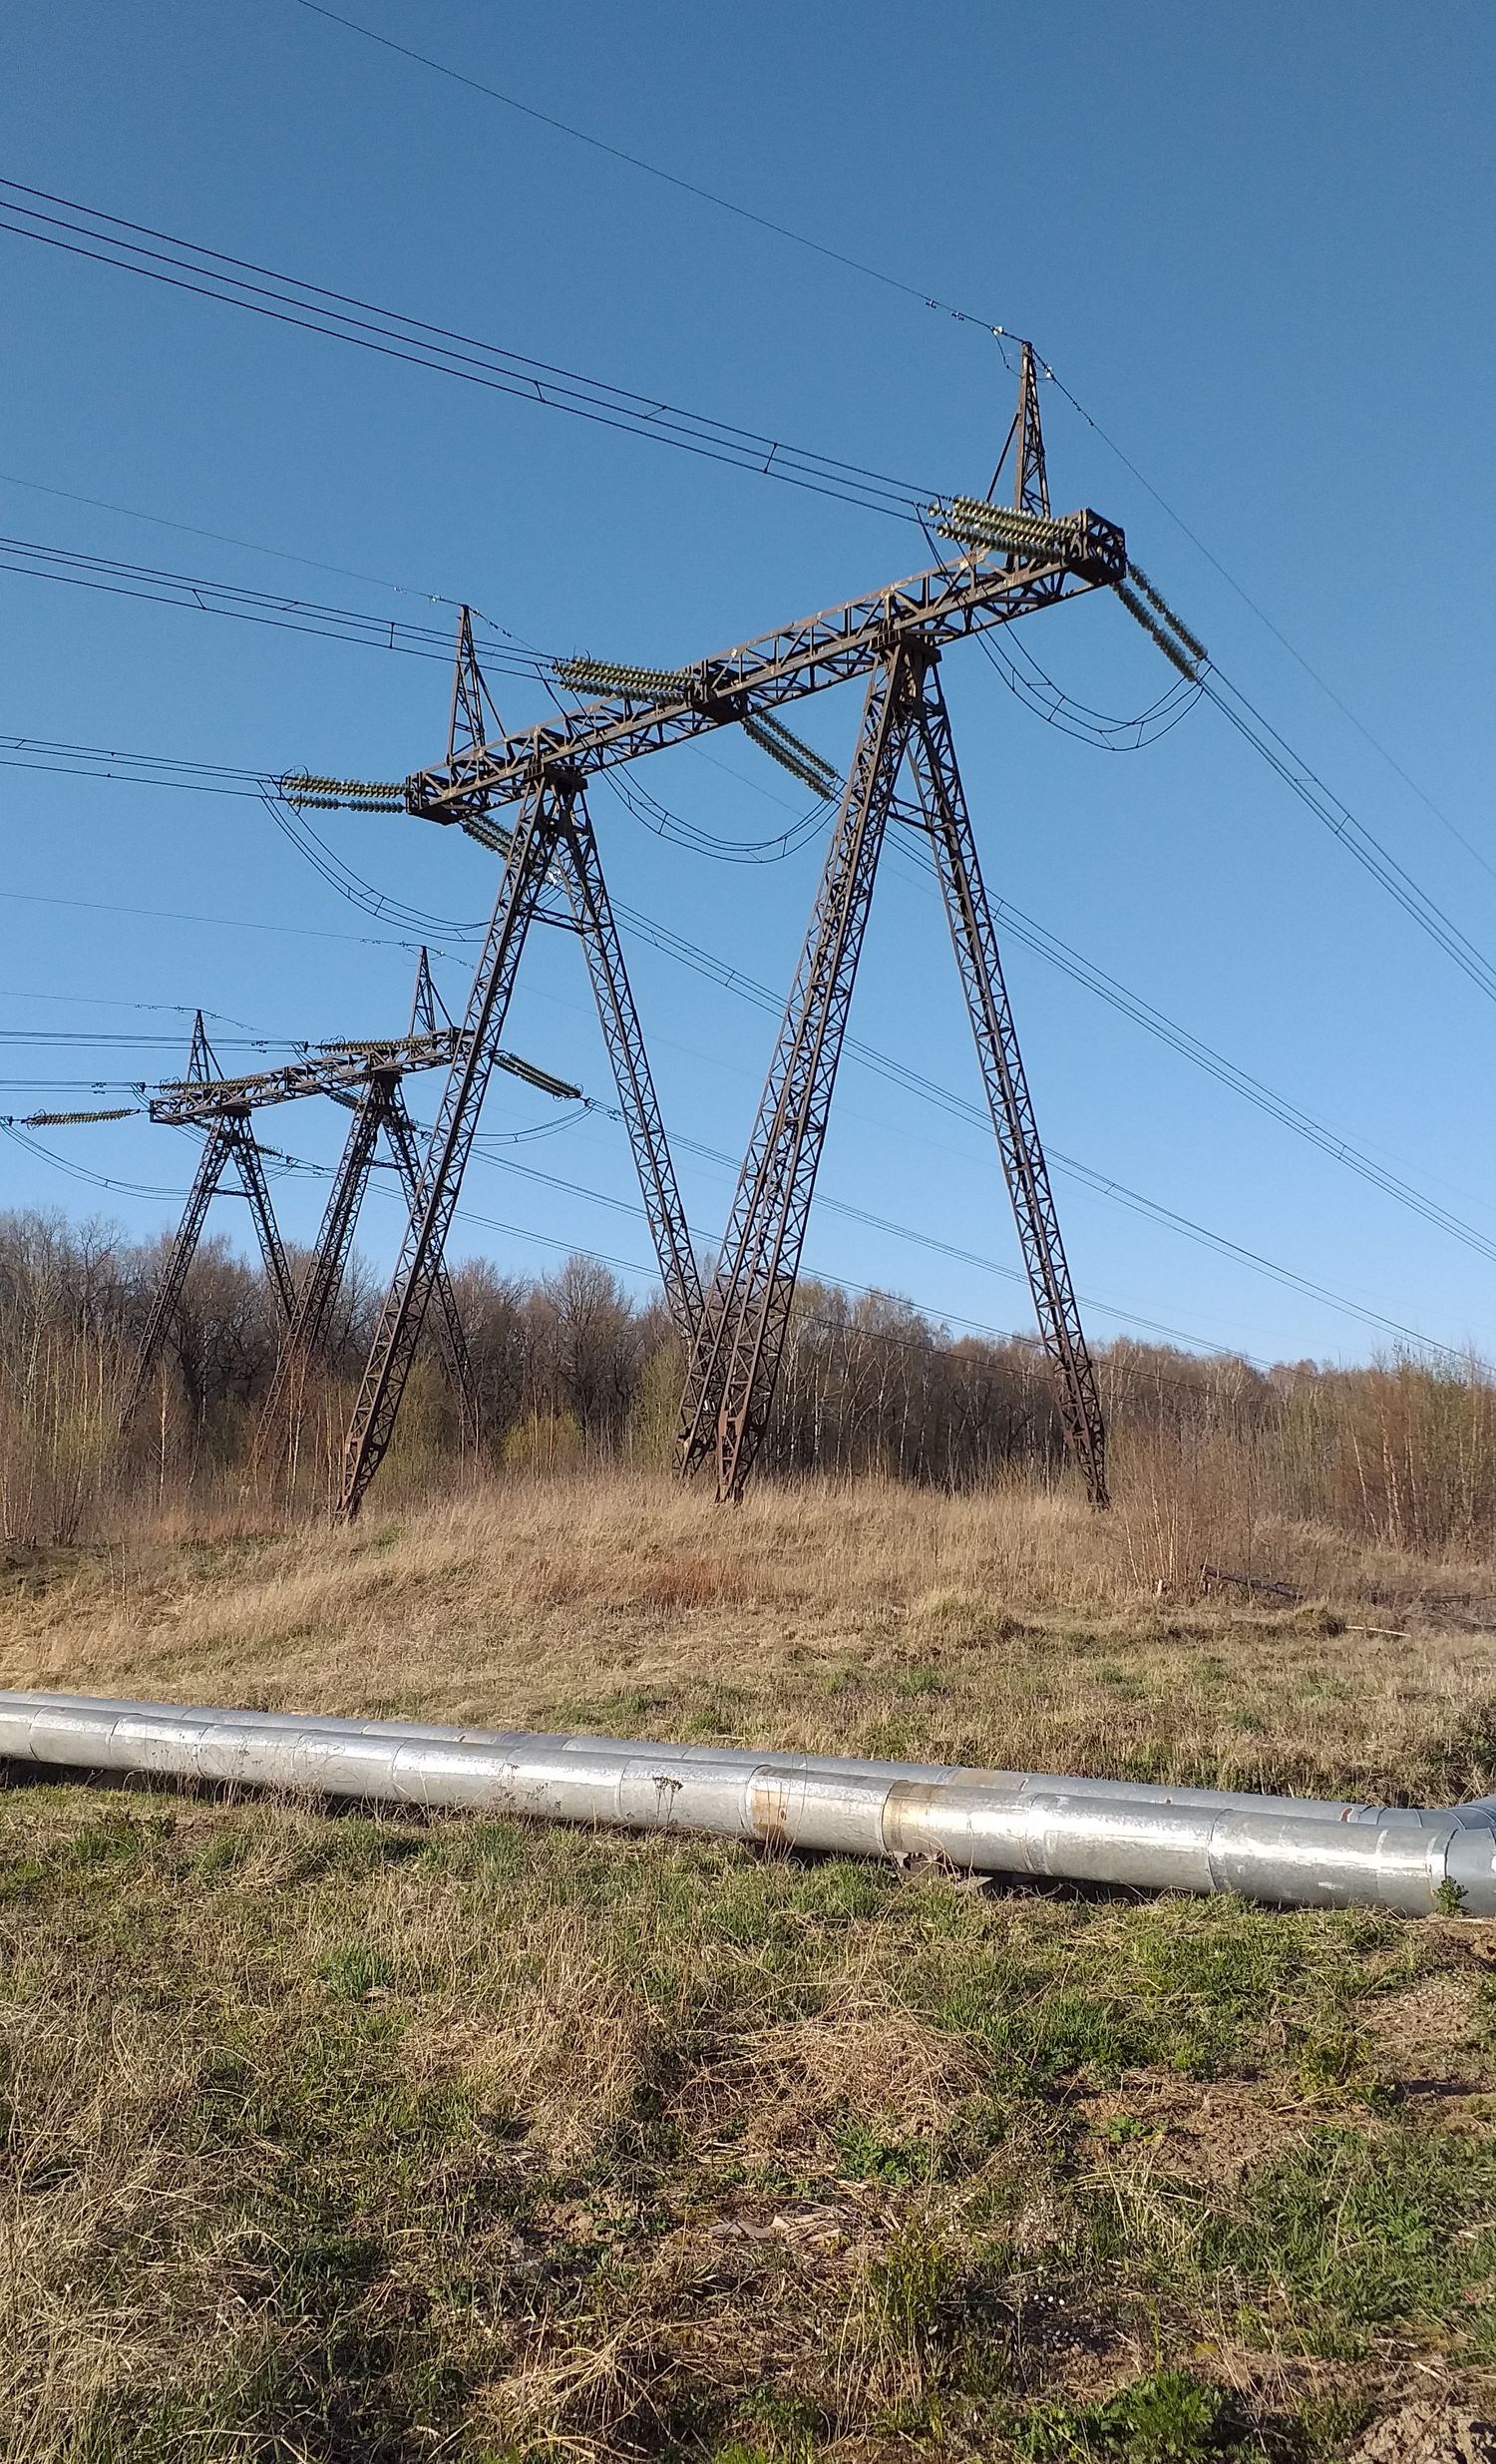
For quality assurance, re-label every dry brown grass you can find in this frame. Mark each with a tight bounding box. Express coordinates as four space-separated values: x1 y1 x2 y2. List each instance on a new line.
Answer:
4 1467 1496 1804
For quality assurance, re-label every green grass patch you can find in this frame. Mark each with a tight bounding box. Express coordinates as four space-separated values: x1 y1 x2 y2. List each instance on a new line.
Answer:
3 1782 1494 2458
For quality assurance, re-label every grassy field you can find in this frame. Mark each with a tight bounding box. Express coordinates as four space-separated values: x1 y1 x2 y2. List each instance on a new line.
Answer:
4 1472 1496 2460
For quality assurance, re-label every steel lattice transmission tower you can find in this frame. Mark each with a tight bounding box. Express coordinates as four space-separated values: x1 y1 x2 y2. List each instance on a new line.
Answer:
298 351 1125 1514
676 633 1105 1505
250 951 483 1483
331 617 703 1519
122 958 561 1449
681 346 1106 1502
120 1013 296 1430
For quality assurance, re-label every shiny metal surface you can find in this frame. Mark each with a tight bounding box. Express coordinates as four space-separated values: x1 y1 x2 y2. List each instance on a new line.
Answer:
3 1690 1492 1916
0 1693 1383 1820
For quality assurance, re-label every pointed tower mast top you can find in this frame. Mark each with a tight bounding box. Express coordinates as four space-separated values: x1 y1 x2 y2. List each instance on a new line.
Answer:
447 607 505 767
407 946 452 1038
985 339 1050 521
186 1010 219 1085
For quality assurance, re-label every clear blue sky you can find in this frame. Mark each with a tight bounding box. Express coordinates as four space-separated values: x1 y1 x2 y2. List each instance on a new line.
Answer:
3 0 1494 1370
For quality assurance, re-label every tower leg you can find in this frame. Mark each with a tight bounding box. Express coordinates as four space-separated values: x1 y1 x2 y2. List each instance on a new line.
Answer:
381 1077 480 1442
904 664 1108 1505
227 1118 297 1324
120 1119 234 1429
337 779 564 1516
677 646 924 1499
559 798 702 1347
252 1080 385 1477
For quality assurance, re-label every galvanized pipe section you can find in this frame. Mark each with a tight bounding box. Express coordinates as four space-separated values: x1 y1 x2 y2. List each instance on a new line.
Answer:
0 1690 1393 1823
3 1690 1494 1915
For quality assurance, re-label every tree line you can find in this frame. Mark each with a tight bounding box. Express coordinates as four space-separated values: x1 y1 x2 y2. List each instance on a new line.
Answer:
2 1204 1493 1557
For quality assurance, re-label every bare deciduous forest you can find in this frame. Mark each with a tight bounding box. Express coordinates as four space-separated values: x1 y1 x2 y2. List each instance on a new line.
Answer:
5 1206 1495 1584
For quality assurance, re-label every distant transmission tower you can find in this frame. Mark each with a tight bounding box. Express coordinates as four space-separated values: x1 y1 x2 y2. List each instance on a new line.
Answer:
122 961 575 1459
249 949 481 1482
679 350 1105 1502
120 1013 295 1430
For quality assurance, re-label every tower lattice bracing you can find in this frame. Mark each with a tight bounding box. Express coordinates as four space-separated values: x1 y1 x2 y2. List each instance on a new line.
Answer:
677 646 925 1498
677 644 1107 1505
904 668 1106 1500
120 1016 297 1431
252 1068 479 1484
298 356 1122 1513
335 774 701 1517
333 596 704 1517
124 983 493 1448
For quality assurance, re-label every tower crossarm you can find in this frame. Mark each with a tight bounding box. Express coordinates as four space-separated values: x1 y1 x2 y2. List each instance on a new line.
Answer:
149 1028 464 1124
404 515 1125 823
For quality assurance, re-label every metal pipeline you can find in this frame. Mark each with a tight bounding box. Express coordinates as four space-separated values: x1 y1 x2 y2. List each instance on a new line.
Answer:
0 1690 1405 1821
2 1689 1493 1916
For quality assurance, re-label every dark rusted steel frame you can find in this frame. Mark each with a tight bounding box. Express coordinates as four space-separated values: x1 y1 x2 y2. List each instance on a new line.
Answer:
381 1079 479 1433
402 517 1123 829
991 339 1051 527
904 667 1108 1505
561 812 703 1348
336 778 702 1517
676 642 1106 1507
254 1079 385 1475
337 781 562 1517
253 1074 479 1482
678 645 923 1499
351 362 1120 1511
150 1029 463 1126
137 978 473 1448
121 1109 295 1431
674 360 1106 1499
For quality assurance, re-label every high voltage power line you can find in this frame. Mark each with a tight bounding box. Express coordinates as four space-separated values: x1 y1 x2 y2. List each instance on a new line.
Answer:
3 155 1490 1478
2 1047 1470 1361
0 1113 1308 1374
880 838 1496 1268
3 175 1493 1025
8 524 1489 1004
9 727 1495 1285
0 539 532 668
8 513 1494 1032
0 1093 1456 1374
465 1130 1460 1363
294 0 1489 888
0 181 930 521
290 0 1020 344
0 466 468 607
0 882 444 952
1 727 1482 1359
591 878 1496 1297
